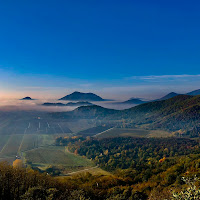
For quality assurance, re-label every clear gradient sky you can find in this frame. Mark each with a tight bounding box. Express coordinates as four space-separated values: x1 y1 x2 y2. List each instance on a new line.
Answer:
0 0 200 100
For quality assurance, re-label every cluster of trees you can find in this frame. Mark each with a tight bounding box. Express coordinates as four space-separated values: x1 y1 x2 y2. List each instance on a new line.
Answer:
0 161 162 199
3 163 200 200
55 136 86 146
67 137 200 171
0 162 68 199
54 136 200 199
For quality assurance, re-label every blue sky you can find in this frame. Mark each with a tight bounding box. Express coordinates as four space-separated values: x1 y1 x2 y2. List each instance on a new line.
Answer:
0 0 200 99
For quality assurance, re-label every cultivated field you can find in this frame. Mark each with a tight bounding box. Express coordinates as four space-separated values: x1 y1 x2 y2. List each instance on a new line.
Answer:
25 146 93 166
147 130 172 137
37 134 55 146
96 128 150 138
96 128 171 138
0 134 24 157
0 111 96 172
0 133 55 163
19 134 40 152
0 135 10 151
24 146 94 174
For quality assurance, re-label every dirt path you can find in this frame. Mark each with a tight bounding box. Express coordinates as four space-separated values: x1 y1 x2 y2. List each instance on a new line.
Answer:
94 127 115 137
65 166 98 175
64 146 98 175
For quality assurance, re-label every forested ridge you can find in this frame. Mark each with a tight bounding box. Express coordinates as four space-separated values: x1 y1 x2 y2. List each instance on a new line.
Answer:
121 95 200 134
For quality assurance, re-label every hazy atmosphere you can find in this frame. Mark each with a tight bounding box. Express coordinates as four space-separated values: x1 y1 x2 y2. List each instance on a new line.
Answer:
1 1 200 200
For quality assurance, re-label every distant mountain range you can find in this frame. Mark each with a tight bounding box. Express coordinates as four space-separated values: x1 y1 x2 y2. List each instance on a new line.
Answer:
155 89 200 101
116 92 179 105
52 93 200 137
20 89 200 104
59 91 106 101
42 101 93 107
20 97 34 100
118 89 200 105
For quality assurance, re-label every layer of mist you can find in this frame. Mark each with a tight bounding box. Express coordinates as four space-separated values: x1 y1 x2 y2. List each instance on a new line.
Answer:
0 99 136 112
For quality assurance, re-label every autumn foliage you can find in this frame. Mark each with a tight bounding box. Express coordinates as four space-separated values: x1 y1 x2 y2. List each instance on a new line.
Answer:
13 159 24 168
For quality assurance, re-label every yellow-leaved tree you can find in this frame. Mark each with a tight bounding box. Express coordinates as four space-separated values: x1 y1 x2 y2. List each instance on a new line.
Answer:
13 159 24 168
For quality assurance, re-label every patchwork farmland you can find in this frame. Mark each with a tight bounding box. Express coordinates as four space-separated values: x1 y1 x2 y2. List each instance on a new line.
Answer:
0 111 96 174
0 110 166 175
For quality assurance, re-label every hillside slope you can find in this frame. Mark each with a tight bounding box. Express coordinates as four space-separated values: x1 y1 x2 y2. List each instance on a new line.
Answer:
155 92 179 101
187 89 200 96
67 95 200 136
120 95 200 135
